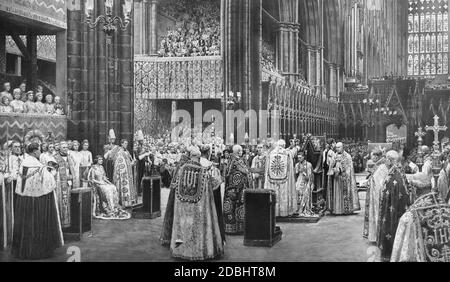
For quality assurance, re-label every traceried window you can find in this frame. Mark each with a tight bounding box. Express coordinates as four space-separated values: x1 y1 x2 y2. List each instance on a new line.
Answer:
408 0 449 77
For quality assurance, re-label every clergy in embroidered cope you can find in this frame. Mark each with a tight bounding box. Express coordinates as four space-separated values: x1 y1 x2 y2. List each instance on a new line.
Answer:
377 151 411 262
223 145 253 234
170 146 224 261
264 140 298 217
391 192 450 262
363 149 389 242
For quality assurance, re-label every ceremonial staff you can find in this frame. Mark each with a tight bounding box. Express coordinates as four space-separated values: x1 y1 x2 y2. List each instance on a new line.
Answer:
414 127 426 171
425 116 448 188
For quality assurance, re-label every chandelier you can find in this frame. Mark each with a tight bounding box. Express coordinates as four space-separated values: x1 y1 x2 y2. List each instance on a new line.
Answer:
84 0 133 36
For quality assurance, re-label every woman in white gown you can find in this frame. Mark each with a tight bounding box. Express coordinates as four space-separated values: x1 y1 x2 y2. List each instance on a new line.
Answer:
88 155 130 220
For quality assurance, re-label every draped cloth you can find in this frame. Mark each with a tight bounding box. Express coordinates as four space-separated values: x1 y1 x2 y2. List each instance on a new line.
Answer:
377 165 411 261
264 147 297 217
391 193 450 262
170 160 224 261
363 159 389 242
329 151 360 215
224 155 253 234
12 155 63 260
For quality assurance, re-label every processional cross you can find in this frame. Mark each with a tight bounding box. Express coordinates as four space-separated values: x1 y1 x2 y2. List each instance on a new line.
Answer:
425 115 448 146
415 127 426 144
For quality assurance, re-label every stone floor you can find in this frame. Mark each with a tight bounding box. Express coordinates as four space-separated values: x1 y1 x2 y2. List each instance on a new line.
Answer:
1 174 371 262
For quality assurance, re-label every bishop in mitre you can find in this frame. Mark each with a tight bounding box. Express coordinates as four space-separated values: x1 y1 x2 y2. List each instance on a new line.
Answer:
264 139 298 217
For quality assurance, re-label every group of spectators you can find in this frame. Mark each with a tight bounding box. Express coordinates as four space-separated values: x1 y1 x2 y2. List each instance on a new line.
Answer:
0 81 64 115
261 40 280 74
157 0 221 57
343 141 369 173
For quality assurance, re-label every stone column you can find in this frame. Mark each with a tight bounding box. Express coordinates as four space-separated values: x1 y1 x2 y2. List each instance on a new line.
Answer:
276 22 300 84
15 57 22 76
56 30 68 102
133 0 145 54
148 0 158 55
0 30 5 73
336 66 341 101
329 64 335 99
26 33 38 91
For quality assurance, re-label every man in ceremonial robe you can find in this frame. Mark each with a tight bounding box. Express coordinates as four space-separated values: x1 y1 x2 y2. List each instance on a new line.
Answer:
264 140 298 218
391 192 450 262
170 146 224 261
325 139 337 212
200 146 225 243
363 149 388 242
104 129 121 181
160 154 189 247
12 142 63 259
0 144 14 250
112 140 137 208
328 142 360 215
134 131 147 196
54 141 73 229
251 144 267 189
223 145 253 234
377 150 411 262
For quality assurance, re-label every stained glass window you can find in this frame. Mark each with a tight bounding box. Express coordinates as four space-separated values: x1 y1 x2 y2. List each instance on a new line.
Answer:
408 0 449 77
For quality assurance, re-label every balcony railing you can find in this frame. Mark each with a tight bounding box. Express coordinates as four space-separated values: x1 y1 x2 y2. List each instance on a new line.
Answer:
134 55 223 100
0 113 67 144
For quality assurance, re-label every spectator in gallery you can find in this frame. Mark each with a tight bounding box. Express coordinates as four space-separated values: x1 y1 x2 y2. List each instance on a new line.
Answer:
24 91 37 113
0 96 13 113
1 82 12 101
54 96 64 115
34 91 46 114
19 82 27 102
45 94 55 114
10 88 25 113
